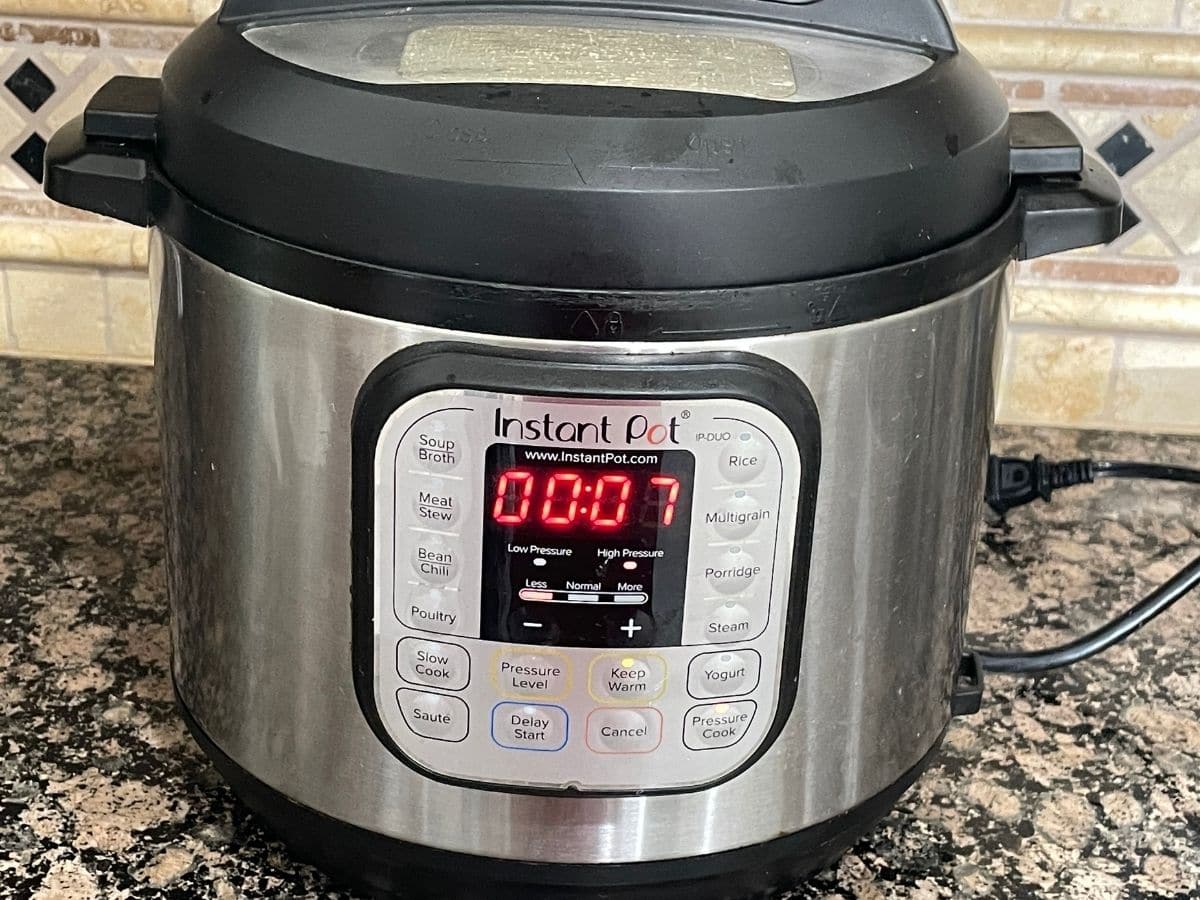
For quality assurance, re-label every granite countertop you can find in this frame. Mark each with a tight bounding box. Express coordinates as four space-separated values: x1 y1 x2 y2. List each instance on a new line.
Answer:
1 357 1198 899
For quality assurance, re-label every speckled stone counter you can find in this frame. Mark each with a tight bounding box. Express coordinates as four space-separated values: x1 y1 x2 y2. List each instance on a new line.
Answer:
1 357 1198 899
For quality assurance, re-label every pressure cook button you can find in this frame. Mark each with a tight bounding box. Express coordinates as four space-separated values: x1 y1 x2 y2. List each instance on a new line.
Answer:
588 653 668 703
586 708 663 755
704 547 760 594
494 650 570 700
708 491 772 541
397 638 470 691
410 420 463 473
718 432 769 483
411 478 462 530
703 601 759 643
687 650 762 699
397 587 461 634
491 702 569 752
397 689 468 743
411 537 459 584
683 700 757 751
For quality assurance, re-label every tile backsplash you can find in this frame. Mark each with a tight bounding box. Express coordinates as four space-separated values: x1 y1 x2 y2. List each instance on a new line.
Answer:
0 0 1197 434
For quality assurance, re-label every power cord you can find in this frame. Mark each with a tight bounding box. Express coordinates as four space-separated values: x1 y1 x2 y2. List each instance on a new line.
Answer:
976 454 1200 675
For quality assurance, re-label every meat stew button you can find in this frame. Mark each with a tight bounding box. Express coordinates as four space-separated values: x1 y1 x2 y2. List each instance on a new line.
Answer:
683 700 757 750
492 702 569 752
397 689 468 743
586 708 663 754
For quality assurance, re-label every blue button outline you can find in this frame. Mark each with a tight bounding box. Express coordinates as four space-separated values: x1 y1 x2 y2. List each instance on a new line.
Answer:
490 701 569 752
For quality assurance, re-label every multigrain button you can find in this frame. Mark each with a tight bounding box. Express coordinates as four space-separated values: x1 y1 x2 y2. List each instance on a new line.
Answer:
704 546 760 594
397 638 470 691
410 536 459 584
586 708 663 754
707 491 772 541
396 587 461 634
588 654 668 703
494 650 570 699
704 601 758 643
397 689 468 742
683 700 757 750
687 650 762 699
410 478 462 530
410 420 463 473
491 702 568 751
718 432 768 483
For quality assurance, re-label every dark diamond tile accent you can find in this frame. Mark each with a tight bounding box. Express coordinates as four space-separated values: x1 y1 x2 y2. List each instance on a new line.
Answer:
1098 122 1153 177
5 59 55 113
12 133 47 183
1120 205 1142 237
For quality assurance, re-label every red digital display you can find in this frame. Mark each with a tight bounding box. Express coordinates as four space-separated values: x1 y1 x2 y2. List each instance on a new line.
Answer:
492 469 682 531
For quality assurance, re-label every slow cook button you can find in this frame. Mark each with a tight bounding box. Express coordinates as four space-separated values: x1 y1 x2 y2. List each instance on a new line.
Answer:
683 700 757 750
494 650 570 700
491 702 569 752
397 689 468 743
409 420 464 473
687 650 762 699
586 708 663 755
410 478 462 530
718 432 769 484
703 601 760 643
397 638 470 691
707 490 772 541
410 536 460 585
704 547 760 594
396 587 461 634
588 653 667 703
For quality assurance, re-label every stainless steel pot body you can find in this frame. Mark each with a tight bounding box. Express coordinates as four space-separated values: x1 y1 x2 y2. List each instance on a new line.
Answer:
156 233 1006 864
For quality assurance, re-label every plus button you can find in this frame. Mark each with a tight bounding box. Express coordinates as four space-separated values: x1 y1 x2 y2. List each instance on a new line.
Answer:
620 618 643 639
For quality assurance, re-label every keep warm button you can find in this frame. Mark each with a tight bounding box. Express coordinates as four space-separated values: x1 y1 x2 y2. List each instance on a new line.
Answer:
683 700 757 751
492 702 569 752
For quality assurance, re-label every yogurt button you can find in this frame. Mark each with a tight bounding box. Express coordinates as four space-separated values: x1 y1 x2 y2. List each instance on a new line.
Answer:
397 689 468 742
683 700 757 750
718 432 769 483
410 420 463 473
396 587 461 634
586 708 663 754
704 547 760 594
410 536 459 585
687 650 761 699
492 703 569 752
397 638 470 691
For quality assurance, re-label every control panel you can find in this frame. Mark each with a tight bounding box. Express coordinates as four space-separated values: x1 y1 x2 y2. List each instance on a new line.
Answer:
363 379 805 795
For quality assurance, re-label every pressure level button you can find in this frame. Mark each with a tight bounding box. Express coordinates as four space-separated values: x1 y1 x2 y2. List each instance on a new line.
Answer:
718 432 768 483
683 700 757 750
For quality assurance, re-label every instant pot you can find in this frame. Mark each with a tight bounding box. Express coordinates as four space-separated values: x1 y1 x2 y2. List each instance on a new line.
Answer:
44 0 1124 896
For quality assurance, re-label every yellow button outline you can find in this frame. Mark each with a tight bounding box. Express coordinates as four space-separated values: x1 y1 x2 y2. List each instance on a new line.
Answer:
491 648 572 701
587 653 668 705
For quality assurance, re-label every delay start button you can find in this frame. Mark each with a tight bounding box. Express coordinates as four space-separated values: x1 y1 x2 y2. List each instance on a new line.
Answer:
491 702 569 752
683 700 757 750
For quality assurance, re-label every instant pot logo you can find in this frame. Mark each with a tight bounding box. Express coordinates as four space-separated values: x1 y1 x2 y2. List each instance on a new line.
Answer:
494 409 680 446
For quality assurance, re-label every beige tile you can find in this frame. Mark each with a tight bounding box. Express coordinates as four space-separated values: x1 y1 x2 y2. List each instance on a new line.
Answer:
0 220 150 269
1113 338 1200 434
46 61 123 135
6 265 106 358
1123 232 1176 258
0 97 27 152
43 50 88 77
1 0 192 24
1142 110 1196 141
190 0 220 22
954 0 1065 17
1186 0 1200 32
1011 285 1200 335
997 329 1115 426
1068 109 1123 143
106 271 153 362
126 57 166 78
1133 134 1200 255
957 25 1200 79
1068 0 1175 27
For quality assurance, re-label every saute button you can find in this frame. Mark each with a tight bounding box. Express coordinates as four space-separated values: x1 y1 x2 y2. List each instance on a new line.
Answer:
494 650 570 699
397 689 468 743
588 654 667 703
397 638 470 691
397 587 461 634
586 708 663 754
411 537 460 584
708 491 772 541
410 478 462 530
683 700 757 750
718 433 768 483
409 421 463 473
491 702 568 752
703 601 759 643
704 547 760 594
687 650 761 699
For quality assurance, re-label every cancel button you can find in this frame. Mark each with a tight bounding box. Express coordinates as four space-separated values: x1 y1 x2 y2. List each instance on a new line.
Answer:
586 708 663 755
683 700 757 751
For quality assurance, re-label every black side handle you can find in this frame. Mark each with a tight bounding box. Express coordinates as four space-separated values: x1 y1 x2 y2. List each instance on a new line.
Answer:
217 0 958 52
1011 111 1125 261
951 652 984 717
43 76 160 227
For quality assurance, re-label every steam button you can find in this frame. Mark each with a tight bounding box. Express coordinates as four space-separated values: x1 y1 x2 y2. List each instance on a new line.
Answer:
718 432 769 483
397 689 468 743
703 601 758 644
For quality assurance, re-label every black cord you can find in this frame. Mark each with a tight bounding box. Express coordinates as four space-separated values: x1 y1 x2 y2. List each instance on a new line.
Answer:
977 453 1200 675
